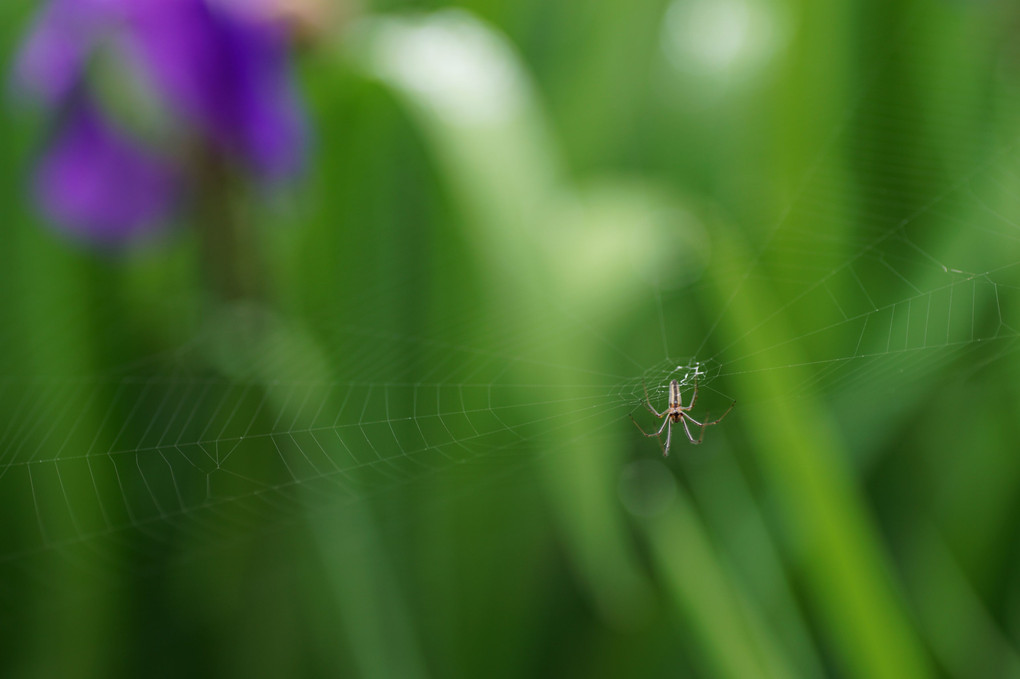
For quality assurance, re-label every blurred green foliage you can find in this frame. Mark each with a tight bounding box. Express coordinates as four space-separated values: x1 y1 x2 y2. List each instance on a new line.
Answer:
2 1 1020 678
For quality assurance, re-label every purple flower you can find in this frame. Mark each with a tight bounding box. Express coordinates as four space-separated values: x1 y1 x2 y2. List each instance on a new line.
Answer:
35 100 180 243
15 0 306 243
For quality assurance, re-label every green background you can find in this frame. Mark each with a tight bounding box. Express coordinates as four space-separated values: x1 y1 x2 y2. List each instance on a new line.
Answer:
2 1 1019 677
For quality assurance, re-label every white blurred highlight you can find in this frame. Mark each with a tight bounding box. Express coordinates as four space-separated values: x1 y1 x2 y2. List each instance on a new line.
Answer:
661 0 787 78
363 11 527 127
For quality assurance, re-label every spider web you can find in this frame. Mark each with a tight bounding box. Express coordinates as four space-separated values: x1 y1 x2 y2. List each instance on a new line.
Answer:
0 289 645 617
689 140 1020 404
2 5 1020 637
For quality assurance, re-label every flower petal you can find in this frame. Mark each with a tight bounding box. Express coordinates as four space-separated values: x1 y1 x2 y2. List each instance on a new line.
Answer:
13 0 117 102
35 102 179 243
126 0 305 177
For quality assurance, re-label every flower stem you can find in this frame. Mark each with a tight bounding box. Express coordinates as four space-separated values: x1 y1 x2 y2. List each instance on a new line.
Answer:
194 148 265 303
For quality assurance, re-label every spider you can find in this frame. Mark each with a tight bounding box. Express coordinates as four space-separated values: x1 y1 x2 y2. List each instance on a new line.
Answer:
630 378 735 456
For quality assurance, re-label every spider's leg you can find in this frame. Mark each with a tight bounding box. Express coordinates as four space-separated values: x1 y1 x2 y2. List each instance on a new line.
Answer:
686 401 736 428
630 414 669 438
686 378 699 410
662 420 673 457
679 416 702 445
642 380 665 418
